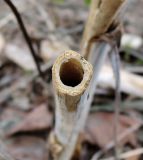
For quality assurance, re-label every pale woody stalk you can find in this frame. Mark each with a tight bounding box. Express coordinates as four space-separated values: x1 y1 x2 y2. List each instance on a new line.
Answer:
50 50 93 160
50 0 127 159
81 0 125 59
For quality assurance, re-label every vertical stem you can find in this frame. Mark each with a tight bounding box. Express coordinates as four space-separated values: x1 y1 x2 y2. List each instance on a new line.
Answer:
51 50 93 160
80 0 126 159
81 0 125 59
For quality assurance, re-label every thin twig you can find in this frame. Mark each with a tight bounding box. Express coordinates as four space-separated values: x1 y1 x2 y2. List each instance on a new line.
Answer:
4 0 44 79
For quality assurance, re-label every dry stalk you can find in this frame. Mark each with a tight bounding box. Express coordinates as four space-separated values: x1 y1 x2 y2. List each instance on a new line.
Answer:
80 0 129 160
50 0 128 159
81 0 125 59
50 50 93 160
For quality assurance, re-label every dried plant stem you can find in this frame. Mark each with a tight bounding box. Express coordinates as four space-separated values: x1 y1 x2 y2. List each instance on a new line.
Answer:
81 0 125 59
80 0 128 160
4 0 44 79
51 50 92 160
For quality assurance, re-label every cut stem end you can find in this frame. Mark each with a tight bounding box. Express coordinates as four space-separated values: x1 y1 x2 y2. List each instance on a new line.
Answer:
52 50 93 96
60 58 84 87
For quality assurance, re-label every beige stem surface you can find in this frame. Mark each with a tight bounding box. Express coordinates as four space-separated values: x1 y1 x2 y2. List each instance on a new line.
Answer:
81 0 125 58
51 50 93 160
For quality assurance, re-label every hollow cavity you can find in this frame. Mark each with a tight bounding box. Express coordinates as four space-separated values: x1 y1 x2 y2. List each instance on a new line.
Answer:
60 58 84 87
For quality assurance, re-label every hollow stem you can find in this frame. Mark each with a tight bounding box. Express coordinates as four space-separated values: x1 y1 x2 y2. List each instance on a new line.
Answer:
51 50 93 160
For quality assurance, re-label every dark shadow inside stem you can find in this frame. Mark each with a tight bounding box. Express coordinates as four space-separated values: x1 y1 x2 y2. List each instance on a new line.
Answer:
60 58 84 87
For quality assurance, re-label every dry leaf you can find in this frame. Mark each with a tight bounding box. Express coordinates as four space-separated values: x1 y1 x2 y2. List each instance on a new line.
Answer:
101 148 143 160
121 34 142 50
83 112 141 149
8 104 53 135
40 39 69 62
0 108 26 137
0 34 5 53
5 44 36 71
126 155 140 160
98 65 143 97
7 136 48 160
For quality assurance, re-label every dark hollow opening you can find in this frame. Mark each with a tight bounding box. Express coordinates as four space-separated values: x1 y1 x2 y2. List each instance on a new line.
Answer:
60 58 84 87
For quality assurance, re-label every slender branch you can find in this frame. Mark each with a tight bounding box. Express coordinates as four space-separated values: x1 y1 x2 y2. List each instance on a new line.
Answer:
4 0 44 79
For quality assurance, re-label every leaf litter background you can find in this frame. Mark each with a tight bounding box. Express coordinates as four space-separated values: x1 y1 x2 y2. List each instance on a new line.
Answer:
0 0 143 159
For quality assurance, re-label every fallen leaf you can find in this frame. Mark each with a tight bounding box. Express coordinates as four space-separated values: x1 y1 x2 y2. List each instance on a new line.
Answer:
54 7 87 27
98 65 143 97
40 39 69 62
5 44 36 71
55 8 75 27
7 136 48 160
101 148 143 160
83 112 141 149
0 108 26 137
126 155 140 160
8 104 53 135
121 33 142 50
11 95 31 111
0 34 5 53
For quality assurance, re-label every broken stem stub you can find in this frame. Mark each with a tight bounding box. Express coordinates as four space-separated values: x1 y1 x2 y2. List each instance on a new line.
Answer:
51 50 93 160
